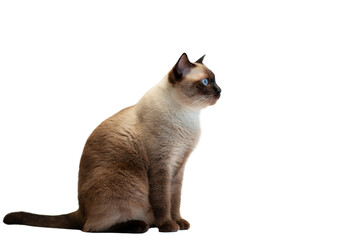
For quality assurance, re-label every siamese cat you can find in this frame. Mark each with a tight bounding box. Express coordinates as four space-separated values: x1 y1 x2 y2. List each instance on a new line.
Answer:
3 53 221 233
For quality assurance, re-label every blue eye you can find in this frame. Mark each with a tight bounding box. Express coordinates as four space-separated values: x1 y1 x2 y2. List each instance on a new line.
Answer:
202 78 208 86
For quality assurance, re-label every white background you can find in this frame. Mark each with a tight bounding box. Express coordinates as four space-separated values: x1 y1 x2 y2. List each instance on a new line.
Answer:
1 1 359 239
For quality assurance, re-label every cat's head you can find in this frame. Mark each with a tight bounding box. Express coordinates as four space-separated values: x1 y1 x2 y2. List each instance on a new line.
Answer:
168 53 221 110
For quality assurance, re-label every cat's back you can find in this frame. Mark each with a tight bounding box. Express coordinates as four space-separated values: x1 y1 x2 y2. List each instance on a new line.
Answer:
78 105 149 192
79 106 143 173
86 105 138 147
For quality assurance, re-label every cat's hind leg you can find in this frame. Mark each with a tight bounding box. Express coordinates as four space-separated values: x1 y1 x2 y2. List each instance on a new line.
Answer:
81 201 153 233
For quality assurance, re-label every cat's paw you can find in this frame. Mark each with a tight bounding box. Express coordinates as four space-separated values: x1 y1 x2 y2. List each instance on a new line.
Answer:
176 218 190 230
158 220 179 232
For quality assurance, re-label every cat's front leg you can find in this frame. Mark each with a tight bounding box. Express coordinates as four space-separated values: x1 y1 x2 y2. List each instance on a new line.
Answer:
148 166 179 232
171 166 190 230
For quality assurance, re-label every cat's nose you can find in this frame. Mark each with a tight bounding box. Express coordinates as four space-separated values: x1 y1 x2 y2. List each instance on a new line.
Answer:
213 84 221 97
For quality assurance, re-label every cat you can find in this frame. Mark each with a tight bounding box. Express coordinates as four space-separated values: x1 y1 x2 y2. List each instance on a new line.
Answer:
3 53 221 233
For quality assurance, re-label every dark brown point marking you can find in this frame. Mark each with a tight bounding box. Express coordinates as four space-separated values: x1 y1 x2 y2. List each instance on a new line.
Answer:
195 54 206 64
168 53 195 85
101 220 149 233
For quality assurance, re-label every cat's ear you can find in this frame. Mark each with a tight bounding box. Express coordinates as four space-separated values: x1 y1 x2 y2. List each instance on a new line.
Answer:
175 53 194 76
170 53 194 83
195 54 206 64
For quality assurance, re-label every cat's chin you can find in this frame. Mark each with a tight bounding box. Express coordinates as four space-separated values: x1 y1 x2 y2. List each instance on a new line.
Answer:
199 96 220 108
209 95 220 106
209 100 217 106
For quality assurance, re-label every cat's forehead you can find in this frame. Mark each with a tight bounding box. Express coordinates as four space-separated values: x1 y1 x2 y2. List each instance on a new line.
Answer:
187 64 215 81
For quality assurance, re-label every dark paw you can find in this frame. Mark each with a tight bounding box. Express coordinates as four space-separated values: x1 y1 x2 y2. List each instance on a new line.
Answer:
158 220 179 232
176 218 190 230
124 220 149 233
106 220 149 233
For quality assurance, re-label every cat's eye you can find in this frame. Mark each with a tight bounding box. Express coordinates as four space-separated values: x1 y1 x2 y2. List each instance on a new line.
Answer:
202 78 209 86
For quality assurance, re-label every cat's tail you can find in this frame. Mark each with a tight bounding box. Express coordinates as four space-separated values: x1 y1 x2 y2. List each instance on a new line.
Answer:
3 210 83 230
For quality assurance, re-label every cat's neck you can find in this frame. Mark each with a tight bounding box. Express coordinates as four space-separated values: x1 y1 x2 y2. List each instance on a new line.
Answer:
135 75 200 124
145 76 200 113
